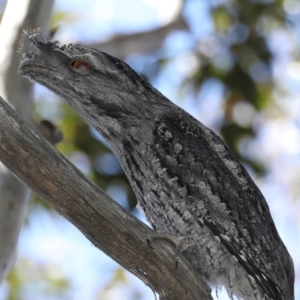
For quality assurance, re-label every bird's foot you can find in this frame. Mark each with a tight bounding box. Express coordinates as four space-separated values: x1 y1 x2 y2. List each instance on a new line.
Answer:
146 233 195 269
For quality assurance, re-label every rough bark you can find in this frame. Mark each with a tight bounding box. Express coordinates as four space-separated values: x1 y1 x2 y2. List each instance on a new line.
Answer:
0 95 212 300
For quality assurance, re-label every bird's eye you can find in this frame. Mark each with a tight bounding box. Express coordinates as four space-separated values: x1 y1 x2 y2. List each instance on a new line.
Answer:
71 59 93 72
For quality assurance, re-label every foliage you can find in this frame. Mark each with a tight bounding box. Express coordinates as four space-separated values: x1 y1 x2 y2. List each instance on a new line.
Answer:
6 259 70 300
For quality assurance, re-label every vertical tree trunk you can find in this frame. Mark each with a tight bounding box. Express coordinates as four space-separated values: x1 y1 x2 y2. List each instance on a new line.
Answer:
0 0 54 283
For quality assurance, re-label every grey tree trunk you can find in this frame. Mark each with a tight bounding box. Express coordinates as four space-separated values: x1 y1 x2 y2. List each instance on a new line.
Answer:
0 0 54 283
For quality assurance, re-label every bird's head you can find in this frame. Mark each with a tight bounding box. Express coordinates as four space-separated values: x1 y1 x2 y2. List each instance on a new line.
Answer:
18 29 170 139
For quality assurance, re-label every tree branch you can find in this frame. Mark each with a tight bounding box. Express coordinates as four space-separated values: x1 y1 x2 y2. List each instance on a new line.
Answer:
87 14 188 59
0 95 212 300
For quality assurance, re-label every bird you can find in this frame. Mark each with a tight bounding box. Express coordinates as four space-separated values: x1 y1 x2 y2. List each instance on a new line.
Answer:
18 29 294 300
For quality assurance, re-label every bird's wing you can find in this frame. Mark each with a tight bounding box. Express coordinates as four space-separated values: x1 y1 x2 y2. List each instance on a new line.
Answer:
152 112 294 300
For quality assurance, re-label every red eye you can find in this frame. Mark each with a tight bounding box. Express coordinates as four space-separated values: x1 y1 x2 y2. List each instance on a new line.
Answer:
71 60 92 72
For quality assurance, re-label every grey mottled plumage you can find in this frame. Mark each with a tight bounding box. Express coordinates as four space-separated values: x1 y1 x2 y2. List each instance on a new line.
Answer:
18 29 294 300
